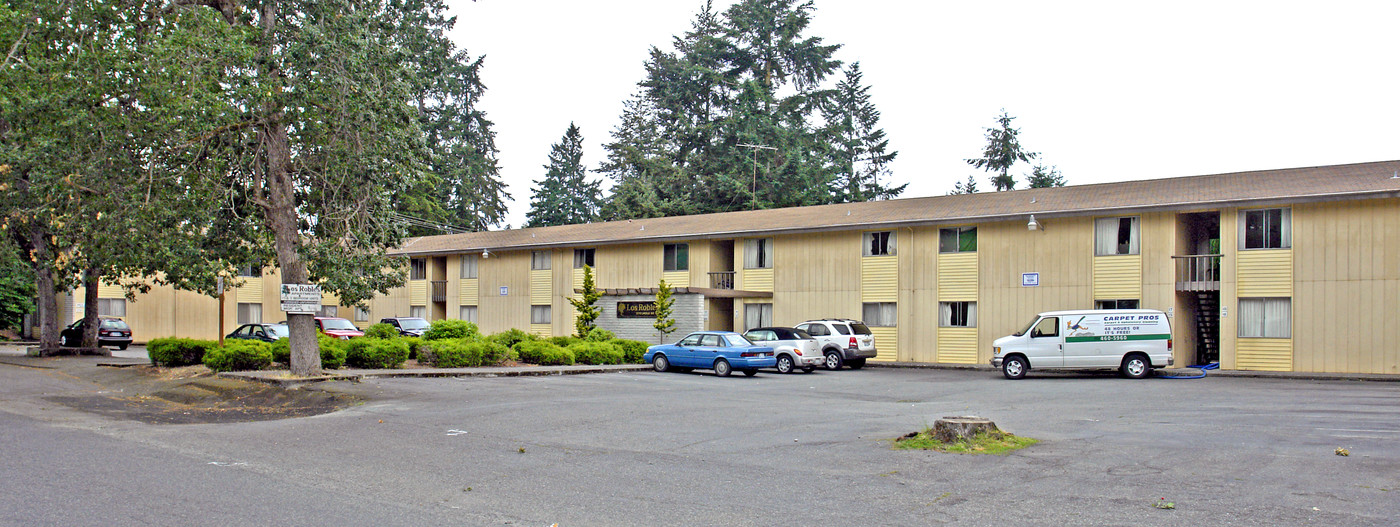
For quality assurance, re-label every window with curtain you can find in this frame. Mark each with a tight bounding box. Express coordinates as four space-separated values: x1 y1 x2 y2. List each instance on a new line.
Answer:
744 238 773 269
459 305 478 324
1239 298 1291 338
574 248 595 269
1240 208 1291 250
938 227 977 253
410 258 427 280
97 298 127 317
531 305 552 324
664 243 689 271
744 303 772 330
409 305 426 318
1095 217 1140 255
939 301 976 327
1095 299 1140 309
354 307 369 322
863 302 898 326
237 302 262 324
531 251 551 270
237 265 261 277
863 231 895 256
460 255 478 279
317 305 338 318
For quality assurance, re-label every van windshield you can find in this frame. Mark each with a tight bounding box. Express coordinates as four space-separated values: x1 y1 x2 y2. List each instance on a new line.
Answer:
1013 317 1039 337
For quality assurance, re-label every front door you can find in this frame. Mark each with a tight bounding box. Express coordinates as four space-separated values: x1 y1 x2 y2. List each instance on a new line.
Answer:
1026 317 1063 368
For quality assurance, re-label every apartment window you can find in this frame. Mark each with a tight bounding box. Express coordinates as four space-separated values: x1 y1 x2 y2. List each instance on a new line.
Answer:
237 265 261 277
410 258 427 280
460 255 478 279
531 251 551 270
663 243 689 271
237 302 262 324
317 305 338 318
1095 216 1140 255
354 306 370 322
939 227 977 253
863 231 896 256
939 301 976 327
460 305 478 324
744 238 773 269
1239 298 1291 338
744 303 772 330
531 305 552 324
1095 299 1140 310
409 305 426 319
97 298 127 317
863 302 898 327
1240 208 1291 250
573 249 595 269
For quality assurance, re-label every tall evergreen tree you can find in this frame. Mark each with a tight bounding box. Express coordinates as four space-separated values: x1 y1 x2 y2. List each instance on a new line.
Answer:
527 123 601 227
823 62 905 201
1025 164 1067 188
966 110 1038 191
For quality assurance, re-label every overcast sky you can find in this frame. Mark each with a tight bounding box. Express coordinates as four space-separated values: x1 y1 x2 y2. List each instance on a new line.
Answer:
448 0 1399 229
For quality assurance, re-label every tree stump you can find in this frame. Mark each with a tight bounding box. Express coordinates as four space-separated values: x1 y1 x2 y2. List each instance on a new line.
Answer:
933 416 999 443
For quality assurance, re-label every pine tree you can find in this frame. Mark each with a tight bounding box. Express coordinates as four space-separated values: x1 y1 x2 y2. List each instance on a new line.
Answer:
527 123 601 227
949 175 980 195
824 62 906 201
653 279 677 344
568 265 602 337
966 110 1038 191
1025 164 1067 188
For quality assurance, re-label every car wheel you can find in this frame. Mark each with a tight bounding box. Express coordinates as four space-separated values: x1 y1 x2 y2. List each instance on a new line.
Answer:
743 369 758 377
118 343 129 350
652 354 670 373
847 358 866 370
1121 354 1151 379
714 358 733 377
802 366 815 373
824 351 844 370
1002 356 1028 380
61 335 72 347
775 355 794 374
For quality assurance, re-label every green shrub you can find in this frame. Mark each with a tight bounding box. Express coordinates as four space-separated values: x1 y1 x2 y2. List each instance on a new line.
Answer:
364 322 398 340
514 339 574 366
569 341 624 365
344 338 409 369
203 340 274 372
420 339 509 368
270 335 347 369
612 339 649 364
583 327 615 342
548 335 580 348
402 336 422 360
423 319 480 341
147 337 217 367
489 328 535 349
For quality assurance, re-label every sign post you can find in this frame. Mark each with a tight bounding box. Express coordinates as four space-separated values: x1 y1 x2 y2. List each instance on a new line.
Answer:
217 276 225 346
280 284 322 314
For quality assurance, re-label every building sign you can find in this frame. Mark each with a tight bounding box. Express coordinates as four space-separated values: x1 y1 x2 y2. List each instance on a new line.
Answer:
1021 272 1040 287
617 301 657 318
279 284 321 313
499 286 509 296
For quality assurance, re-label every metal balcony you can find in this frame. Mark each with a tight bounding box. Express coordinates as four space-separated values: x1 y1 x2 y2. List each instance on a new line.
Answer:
708 271 735 290
1172 254 1222 291
430 280 447 303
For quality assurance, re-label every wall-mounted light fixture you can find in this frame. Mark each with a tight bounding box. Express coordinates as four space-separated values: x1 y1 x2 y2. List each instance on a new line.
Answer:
482 249 491 259
1027 215 1043 231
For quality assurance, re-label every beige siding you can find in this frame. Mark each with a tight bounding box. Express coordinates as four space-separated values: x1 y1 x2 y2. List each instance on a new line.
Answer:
1218 208 1239 369
97 282 123 299
530 269 552 305
937 327 978 364
1237 249 1293 297
597 243 661 289
870 326 897 361
687 240 711 288
1236 338 1293 371
529 324 552 337
236 277 263 303
459 278 479 306
742 268 774 292
478 251 530 334
772 232 861 326
662 270 690 288
554 253 576 336
937 252 977 300
979 218 1094 364
1093 255 1142 300
901 227 939 363
861 255 897 302
408 280 427 306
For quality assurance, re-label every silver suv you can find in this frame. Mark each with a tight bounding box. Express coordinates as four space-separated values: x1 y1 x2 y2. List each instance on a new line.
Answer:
794 319 877 370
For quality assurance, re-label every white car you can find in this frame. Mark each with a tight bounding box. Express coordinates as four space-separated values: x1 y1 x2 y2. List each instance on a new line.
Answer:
991 309 1174 379
742 327 822 374
794 319 878 370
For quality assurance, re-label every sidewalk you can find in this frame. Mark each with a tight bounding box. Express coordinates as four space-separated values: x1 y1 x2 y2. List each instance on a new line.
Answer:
868 361 1400 382
221 363 653 387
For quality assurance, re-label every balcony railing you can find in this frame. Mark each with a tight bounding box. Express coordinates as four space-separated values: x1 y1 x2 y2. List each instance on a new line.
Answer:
1172 254 1222 291
430 280 447 303
709 271 735 290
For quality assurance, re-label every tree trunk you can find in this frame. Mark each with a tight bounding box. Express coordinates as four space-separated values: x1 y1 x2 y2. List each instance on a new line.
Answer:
81 267 99 348
26 224 61 352
933 416 999 443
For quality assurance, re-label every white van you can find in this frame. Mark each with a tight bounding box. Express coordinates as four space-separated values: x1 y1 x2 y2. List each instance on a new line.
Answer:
991 309 1173 379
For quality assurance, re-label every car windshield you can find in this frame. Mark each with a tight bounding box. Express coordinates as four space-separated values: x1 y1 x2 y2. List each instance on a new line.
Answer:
1013 317 1039 337
791 328 814 339
848 323 871 335
321 318 356 331
100 319 129 330
266 324 289 338
397 318 430 330
724 334 754 347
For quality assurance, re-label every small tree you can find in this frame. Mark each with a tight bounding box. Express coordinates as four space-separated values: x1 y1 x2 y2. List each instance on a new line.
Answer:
949 175 980 195
568 265 602 337
1025 164 1067 188
653 279 676 344
966 110 1038 191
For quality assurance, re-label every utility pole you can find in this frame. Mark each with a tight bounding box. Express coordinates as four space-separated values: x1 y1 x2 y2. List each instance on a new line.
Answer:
738 143 776 210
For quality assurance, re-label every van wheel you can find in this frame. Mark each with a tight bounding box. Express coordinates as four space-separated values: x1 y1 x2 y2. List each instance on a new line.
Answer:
1002 356 1028 380
1121 354 1151 379
824 351 844 370
775 355 794 374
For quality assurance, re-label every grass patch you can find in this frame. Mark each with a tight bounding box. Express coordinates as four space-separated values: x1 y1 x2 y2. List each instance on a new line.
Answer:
894 429 1038 454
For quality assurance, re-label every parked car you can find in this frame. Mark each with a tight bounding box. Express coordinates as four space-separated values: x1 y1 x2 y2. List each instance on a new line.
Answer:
992 309 1174 379
226 323 289 343
380 317 430 337
644 331 777 377
60 316 133 349
314 317 364 339
794 319 877 370
742 327 822 374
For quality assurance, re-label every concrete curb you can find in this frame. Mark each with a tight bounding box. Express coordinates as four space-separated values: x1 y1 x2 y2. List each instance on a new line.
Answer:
866 361 1400 382
220 364 653 388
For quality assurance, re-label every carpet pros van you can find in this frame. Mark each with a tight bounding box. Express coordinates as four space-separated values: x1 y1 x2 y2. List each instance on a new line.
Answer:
991 309 1173 379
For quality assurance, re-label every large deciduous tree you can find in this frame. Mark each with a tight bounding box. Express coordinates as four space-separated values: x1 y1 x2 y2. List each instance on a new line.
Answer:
966 110 1037 191
527 123 601 227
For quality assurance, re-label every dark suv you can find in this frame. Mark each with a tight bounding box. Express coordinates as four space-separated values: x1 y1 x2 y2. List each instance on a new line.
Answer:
61 317 133 349
380 317 430 337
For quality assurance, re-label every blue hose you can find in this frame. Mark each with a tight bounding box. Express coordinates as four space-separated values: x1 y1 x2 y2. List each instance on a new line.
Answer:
1156 362 1219 379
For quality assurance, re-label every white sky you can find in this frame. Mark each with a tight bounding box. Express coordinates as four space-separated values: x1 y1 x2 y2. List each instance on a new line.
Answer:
449 0 1399 229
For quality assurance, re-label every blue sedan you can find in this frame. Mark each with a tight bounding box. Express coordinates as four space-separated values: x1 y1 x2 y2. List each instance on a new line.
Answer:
644 331 777 377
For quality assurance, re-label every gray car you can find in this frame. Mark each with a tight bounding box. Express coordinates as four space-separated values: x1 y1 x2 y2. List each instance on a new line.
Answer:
742 327 823 374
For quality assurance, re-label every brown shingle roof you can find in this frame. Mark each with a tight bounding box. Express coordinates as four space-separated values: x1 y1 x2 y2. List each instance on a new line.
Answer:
394 160 1400 256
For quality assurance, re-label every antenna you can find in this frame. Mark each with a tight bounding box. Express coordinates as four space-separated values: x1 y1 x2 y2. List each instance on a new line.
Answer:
738 143 777 210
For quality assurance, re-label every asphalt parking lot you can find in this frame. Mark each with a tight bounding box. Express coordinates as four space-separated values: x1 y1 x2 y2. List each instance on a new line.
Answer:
2 356 1398 526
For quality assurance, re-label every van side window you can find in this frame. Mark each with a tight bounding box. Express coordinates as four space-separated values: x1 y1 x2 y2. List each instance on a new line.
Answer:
1032 317 1059 338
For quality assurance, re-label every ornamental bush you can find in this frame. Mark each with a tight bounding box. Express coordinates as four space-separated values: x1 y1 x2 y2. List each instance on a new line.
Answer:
147 337 217 367
547 335 580 348
344 338 409 369
514 339 574 366
612 339 650 364
269 335 346 369
568 341 624 365
422 319 480 341
583 327 615 342
364 322 398 340
401 336 422 360
203 340 273 372
421 339 510 368
489 328 534 349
